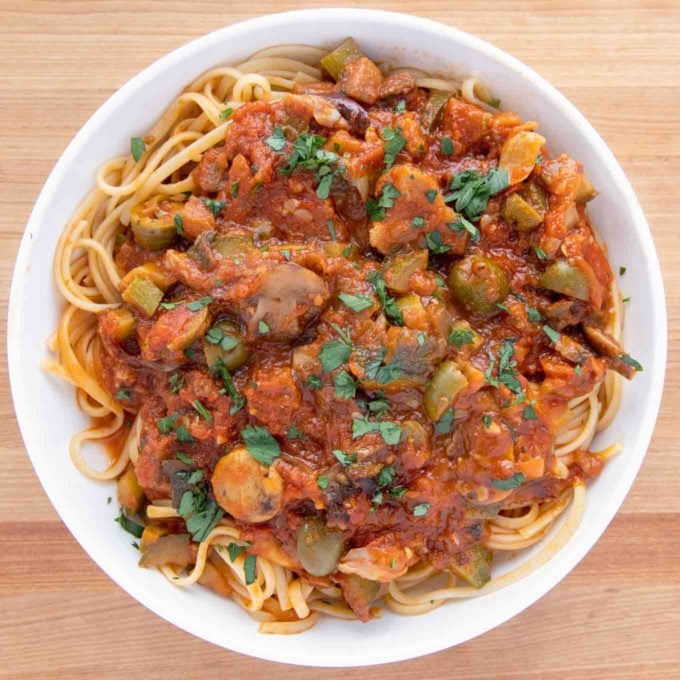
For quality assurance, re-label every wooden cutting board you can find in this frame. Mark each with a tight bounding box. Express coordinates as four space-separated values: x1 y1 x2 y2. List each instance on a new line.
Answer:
1 2 678 678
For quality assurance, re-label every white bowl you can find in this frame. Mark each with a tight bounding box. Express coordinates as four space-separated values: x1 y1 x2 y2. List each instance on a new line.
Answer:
8 8 666 667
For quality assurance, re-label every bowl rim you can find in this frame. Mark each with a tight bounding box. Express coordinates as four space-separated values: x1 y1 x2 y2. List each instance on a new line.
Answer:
7 8 667 667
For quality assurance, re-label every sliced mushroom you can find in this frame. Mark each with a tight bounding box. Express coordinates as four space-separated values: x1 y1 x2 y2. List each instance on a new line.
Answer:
211 446 283 523
582 324 636 379
249 263 330 341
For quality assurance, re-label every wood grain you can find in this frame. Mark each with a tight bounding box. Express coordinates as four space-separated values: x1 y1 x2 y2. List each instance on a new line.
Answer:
1 1 678 677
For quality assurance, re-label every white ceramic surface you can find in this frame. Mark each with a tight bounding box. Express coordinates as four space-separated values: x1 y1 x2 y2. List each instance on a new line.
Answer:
8 9 666 667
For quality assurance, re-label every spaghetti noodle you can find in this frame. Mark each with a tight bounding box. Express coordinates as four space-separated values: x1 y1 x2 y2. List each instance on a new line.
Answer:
44 39 639 634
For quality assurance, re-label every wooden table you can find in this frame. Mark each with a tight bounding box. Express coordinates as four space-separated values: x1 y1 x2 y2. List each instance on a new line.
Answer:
1 2 678 677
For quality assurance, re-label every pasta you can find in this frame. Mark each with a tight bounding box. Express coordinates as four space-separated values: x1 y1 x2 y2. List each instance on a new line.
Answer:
44 38 641 634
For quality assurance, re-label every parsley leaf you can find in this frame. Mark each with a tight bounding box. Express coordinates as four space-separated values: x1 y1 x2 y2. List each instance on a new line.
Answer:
174 213 184 236
334 370 357 399
242 425 280 467
390 486 407 498
377 464 396 488
319 339 352 372
187 296 213 311
264 127 286 152
366 183 401 222
176 451 194 465
425 189 438 204
244 554 257 585
192 399 212 422
619 266 627 276
381 126 406 169
338 293 373 312
115 388 130 400
201 199 226 217
523 404 538 420
219 107 234 120
168 372 184 395
394 99 406 113
412 503 430 517
326 219 337 240
533 244 548 260
332 449 357 466
435 408 455 434
258 320 270 335
543 324 561 344
157 413 176 434
482 413 492 429
130 137 146 162
619 353 643 371
425 231 451 254
306 375 322 390
287 425 305 440
446 168 509 221
227 543 246 562
448 327 475 348
411 215 425 228
210 358 245 414
230 181 239 197
367 272 404 325
352 416 402 445
317 475 329 489
440 137 454 155
449 216 480 243
492 472 526 490
115 509 144 538
527 306 542 323
206 326 240 351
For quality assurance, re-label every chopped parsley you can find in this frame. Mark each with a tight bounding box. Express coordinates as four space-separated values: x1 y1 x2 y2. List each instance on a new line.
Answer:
187 296 213 311
219 107 234 120
620 353 643 371
334 370 357 399
326 219 337 241
227 543 246 562
483 414 492 429
130 137 146 162
367 182 401 221
416 331 427 346
435 408 455 435
332 449 357 466
352 416 402 445
244 554 257 585
241 425 281 467
440 137 454 155
317 475 329 489
319 336 352 372
174 213 184 236
485 338 523 396
201 199 226 217
175 425 193 443
287 425 305 440
264 127 286 152
542 324 561 344
448 327 475 347
492 472 526 490
381 126 406 169
532 244 548 260
176 451 194 465
367 394 390 418
619 266 627 276
192 399 212 422
115 509 144 538
412 503 430 517
367 271 403 325
338 292 373 312
365 349 403 385
523 404 538 420
115 388 130 401
446 168 508 221
390 486 407 498
157 413 176 434
377 464 396 488
206 326 240 351
411 215 425 228
449 216 480 243
527 306 542 323
488 98 501 109
425 189 438 204
230 181 239 197
168 372 184 395
210 358 245 414
306 375 322 390
394 99 407 113
258 320 270 335
425 231 451 254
